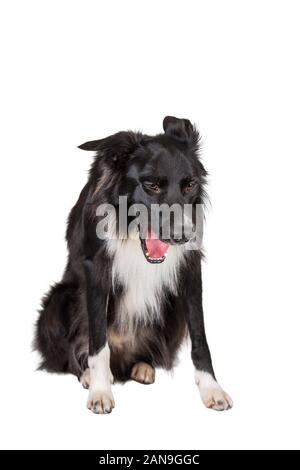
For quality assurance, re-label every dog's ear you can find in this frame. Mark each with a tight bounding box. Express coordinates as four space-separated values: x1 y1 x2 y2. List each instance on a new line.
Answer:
163 116 199 149
78 131 141 164
78 139 103 151
78 131 140 153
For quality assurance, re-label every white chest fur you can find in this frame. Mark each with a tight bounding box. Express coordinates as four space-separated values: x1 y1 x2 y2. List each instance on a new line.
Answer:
107 238 185 328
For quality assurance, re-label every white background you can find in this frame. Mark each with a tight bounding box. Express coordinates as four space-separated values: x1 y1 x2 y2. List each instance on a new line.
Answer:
0 0 299 450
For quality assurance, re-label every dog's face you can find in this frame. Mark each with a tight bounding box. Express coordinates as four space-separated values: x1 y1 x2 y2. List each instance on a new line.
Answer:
123 137 206 262
79 117 206 263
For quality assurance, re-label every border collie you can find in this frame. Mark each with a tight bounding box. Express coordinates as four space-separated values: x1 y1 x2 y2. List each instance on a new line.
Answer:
35 116 233 414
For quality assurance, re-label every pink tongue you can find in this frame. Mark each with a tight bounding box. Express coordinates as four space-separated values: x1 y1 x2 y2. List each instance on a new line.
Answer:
145 231 169 259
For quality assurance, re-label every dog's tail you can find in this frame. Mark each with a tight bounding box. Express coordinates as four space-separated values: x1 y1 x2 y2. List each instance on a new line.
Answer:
34 282 79 374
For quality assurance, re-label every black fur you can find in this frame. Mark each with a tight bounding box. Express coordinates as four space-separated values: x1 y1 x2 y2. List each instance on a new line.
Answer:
35 116 215 383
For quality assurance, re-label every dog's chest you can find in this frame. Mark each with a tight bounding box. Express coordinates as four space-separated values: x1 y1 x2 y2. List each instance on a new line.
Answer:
108 239 185 324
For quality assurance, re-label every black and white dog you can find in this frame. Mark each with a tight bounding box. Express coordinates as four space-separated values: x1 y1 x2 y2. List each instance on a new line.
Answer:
35 116 232 414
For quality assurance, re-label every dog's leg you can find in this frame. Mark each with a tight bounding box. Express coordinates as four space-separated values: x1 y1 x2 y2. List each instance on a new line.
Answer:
184 257 233 411
87 344 115 414
83 259 115 414
80 366 113 389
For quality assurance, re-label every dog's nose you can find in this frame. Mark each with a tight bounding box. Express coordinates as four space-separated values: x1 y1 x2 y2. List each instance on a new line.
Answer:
170 236 190 245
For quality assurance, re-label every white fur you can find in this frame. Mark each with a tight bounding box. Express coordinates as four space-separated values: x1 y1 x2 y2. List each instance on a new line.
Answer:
106 236 186 330
195 370 219 390
87 344 114 413
88 344 112 391
195 370 233 411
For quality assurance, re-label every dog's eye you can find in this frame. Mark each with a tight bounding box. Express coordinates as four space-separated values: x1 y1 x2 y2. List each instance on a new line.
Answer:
143 181 160 193
184 180 197 193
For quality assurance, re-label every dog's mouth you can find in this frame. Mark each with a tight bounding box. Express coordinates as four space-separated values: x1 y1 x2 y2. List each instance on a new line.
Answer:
140 231 169 264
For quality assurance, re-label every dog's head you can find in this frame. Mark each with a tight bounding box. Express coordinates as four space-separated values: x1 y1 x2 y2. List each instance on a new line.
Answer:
79 117 206 263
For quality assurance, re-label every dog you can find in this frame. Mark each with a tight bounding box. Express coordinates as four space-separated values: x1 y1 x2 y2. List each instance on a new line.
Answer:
35 116 233 414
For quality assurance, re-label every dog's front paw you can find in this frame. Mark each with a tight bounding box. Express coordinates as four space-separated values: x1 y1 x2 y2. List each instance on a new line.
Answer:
87 389 115 414
195 370 233 411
